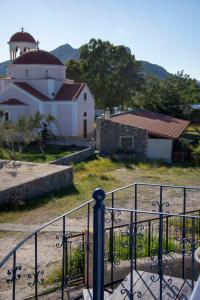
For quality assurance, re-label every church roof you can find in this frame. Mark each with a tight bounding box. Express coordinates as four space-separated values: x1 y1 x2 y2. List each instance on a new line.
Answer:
7 82 85 102
0 98 27 106
55 83 85 101
14 82 50 101
9 31 36 43
12 50 63 66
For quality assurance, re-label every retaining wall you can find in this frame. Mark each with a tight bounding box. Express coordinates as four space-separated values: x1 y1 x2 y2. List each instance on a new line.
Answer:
0 161 73 206
49 147 95 165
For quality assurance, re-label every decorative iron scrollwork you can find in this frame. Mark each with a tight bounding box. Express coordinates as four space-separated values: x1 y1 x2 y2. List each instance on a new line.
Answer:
152 200 170 212
7 265 22 284
104 209 121 224
121 288 142 299
56 233 72 248
104 250 120 267
175 227 197 257
27 270 44 287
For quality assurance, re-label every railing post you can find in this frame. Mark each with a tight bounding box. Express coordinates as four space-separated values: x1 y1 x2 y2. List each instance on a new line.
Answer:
93 188 106 300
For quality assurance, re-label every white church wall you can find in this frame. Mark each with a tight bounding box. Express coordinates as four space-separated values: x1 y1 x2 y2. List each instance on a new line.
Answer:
0 79 12 90
0 85 39 114
77 86 94 137
0 105 29 122
56 103 73 136
9 64 66 80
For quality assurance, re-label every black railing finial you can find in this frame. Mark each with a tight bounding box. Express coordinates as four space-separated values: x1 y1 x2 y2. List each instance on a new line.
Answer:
93 188 106 205
93 188 106 300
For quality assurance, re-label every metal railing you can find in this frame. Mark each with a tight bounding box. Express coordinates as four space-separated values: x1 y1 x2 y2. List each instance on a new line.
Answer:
0 183 200 299
93 185 200 300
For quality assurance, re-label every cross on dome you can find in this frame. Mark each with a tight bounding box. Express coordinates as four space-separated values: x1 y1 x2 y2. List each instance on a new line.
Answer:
36 40 40 50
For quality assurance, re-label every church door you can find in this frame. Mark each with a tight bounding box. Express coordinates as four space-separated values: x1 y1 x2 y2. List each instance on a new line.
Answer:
83 119 87 138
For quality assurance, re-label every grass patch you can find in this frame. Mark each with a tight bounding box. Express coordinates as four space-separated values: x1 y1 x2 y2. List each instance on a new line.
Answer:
0 144 83 163
0 156 199 224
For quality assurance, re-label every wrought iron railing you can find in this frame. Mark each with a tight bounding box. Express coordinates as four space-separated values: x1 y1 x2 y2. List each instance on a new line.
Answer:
0 183 200 299
0 198 94 299
92 185 200 300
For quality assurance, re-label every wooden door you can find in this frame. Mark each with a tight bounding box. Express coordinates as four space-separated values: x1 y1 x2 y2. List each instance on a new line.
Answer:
83 119 87 138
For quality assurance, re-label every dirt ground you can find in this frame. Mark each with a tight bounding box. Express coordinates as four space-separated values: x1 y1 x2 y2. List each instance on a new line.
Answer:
0 164 200 299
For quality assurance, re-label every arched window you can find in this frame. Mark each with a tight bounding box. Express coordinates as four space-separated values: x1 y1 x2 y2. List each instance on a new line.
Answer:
5 112 9 121
84 93 87 101
46 70 49 78
83 112 87 117
25 69 29 78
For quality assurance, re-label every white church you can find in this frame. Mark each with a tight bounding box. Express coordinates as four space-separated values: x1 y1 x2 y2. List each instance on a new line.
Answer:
0 29 95 139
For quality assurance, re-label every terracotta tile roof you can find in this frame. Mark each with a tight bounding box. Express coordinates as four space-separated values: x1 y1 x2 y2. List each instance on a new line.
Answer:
13 50 63 66
110 110 190 139
0 98 27 106
55 83 85 101
14 82 50 101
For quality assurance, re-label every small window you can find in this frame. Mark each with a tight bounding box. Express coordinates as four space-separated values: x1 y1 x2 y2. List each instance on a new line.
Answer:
84 93 87 101
83 112 87 117
5 112 9 121
120 136 134 149
25 69 29 78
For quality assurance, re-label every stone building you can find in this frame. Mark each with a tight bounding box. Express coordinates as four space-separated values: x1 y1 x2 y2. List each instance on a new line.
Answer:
96 109 190 163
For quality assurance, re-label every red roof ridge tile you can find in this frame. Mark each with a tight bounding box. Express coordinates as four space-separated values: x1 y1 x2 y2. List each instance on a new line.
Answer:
74 83 85 100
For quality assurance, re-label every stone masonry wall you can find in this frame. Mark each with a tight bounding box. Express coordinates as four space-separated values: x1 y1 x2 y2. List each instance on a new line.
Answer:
49 148 95 166
96 118 148 158
0 163 73 206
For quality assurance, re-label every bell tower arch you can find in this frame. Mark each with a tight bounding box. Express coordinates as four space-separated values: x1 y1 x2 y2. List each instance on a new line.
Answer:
8 28 37 61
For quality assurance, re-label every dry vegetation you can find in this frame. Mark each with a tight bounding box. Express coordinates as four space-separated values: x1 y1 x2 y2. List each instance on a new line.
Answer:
0 155 199 224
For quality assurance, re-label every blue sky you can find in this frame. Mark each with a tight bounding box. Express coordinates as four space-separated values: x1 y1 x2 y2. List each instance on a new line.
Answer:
0 0 199 80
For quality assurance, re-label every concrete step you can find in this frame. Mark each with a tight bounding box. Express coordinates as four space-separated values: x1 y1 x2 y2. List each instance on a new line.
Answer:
83 289 110 300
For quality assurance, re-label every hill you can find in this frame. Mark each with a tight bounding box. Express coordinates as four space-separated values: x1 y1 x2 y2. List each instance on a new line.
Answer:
140 60 170 79
0 43 171 80
50 43 79 63
0 60 10 77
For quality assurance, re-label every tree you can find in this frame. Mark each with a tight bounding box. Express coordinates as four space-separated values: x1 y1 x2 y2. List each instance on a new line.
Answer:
190 108 200 133
0 112 56 161
158 71 200 117
133 76 161 110
66 39 143 109
136 71 200 119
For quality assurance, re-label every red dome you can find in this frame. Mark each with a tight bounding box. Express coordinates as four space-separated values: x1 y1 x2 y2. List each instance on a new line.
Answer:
9 31 36 43
12 50 63 66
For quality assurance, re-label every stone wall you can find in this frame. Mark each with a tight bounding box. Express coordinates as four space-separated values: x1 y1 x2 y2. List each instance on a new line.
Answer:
49 147 95 165
0 161 73 206
96 118 148 158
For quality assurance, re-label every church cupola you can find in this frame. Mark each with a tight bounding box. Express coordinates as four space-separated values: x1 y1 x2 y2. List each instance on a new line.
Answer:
8 28 38 61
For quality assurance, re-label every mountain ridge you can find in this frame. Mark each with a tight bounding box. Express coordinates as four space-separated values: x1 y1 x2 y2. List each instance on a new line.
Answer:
0 43 171 80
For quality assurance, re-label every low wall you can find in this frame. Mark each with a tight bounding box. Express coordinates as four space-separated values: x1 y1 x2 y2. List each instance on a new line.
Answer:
49 148 95 166
0 161 73 206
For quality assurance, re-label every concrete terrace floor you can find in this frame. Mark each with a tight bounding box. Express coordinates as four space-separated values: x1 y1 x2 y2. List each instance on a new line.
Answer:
0 160 71 191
